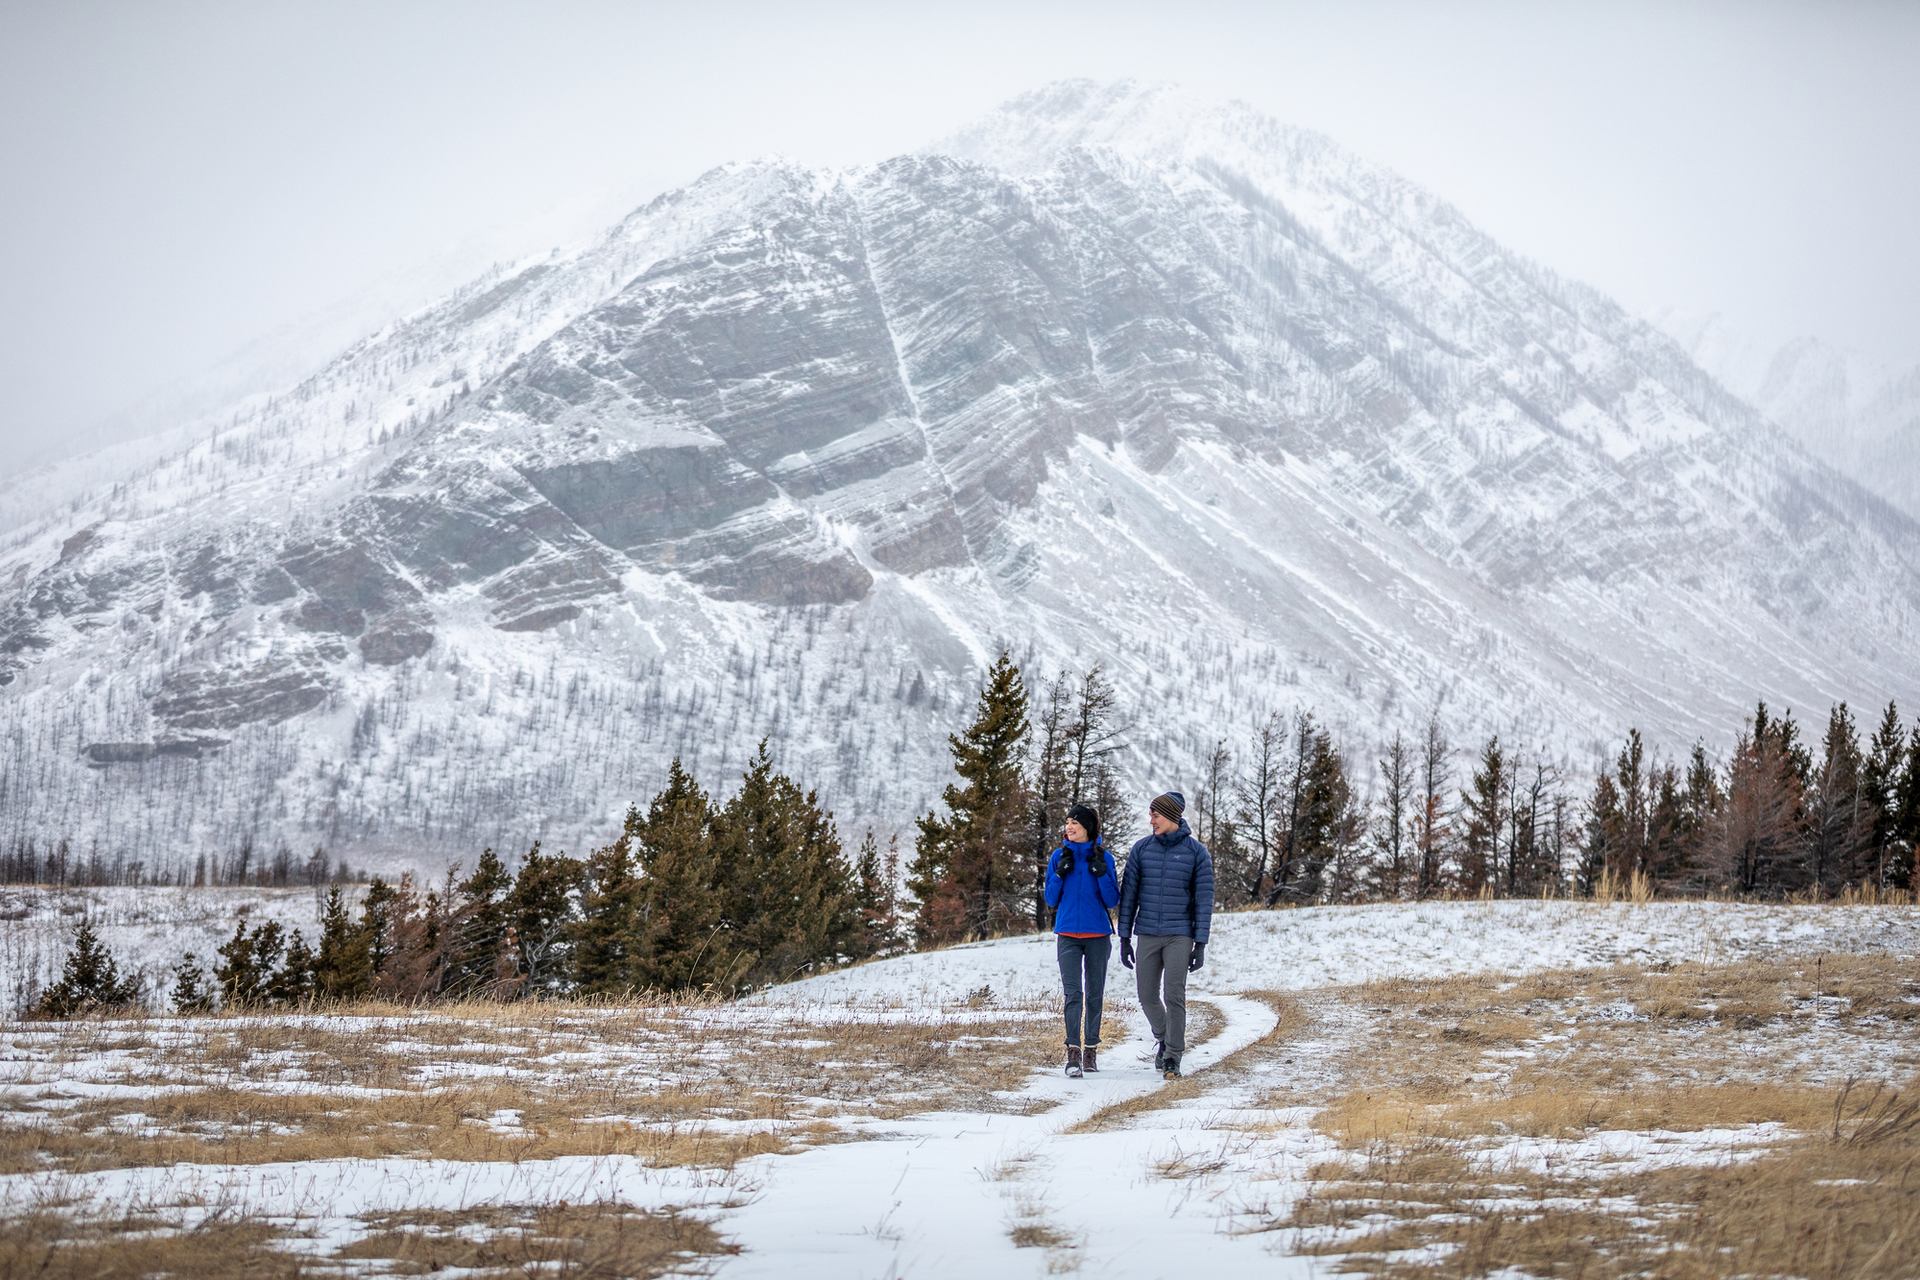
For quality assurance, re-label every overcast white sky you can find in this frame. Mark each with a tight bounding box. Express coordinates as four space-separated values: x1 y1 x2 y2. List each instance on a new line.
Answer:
3 0 1916 468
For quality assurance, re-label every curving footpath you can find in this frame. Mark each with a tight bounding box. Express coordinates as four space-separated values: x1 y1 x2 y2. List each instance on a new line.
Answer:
713 994 1281 1278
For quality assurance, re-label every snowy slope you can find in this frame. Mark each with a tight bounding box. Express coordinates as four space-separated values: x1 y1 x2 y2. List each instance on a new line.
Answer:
4 80 1919 878
1657 309 1920 519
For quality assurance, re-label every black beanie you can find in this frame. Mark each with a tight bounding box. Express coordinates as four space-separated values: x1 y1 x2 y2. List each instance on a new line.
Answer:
1150 791 1186 823
1067 803 1100 842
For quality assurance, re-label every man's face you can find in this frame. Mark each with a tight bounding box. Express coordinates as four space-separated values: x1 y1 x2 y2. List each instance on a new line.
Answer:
1149 807 1176 835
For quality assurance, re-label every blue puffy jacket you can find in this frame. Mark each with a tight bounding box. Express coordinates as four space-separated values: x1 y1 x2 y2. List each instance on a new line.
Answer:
1044 840 1119 934
1118 820 1215 943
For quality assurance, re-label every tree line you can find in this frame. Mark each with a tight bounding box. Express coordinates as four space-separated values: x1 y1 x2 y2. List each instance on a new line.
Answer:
24 649 1920 1016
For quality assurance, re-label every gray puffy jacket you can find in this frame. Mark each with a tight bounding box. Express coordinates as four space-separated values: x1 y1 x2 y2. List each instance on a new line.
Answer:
1118 820 1215 944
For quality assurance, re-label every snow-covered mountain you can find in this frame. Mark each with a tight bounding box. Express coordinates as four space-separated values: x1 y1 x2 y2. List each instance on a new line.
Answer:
1657 310 1920 519
5 79 1918 876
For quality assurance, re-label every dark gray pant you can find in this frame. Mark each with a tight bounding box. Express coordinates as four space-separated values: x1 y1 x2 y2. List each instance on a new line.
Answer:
1135 934 1193 1055
1056 935 1112 1047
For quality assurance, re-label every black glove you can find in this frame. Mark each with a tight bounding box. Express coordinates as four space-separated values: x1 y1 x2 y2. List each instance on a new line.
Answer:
1187 941 1206 972
1086 849 1105 875
1120 937 1135 970
1057 847 1075 876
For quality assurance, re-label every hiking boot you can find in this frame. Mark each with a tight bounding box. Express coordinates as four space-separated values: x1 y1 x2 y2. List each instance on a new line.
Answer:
1153 1039 1167 1072
1064 1046 1083 1079
1082 1046 1099 1073
1162 1052 1182 1080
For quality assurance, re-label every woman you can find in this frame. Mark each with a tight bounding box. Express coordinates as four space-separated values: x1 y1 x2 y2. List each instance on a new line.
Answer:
1044 803 1120 1078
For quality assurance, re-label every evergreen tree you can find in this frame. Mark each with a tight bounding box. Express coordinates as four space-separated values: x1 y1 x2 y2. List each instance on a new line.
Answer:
215 919 286 1007
852 830 892 961
1673 743 1724 890
1577 771 1621 896
32 917 139 1018
1270 719 1356 905
1893 719 1920 891
712 741 856 989
268 930 315 1005
1367 731 1414 900
313 884 373 1000
1414 713 1452 899
571 816 644 996
357 877 399 980
1805 703 1868 895
1456 734 1506 897
1027 674 1075 929
633 759 730 992
1861 702 1905 890
447 848 514 996
508 841 584 994
1610 730 1651 882
170 951 212 1014
1646 764 1685 887
907 650 1034 945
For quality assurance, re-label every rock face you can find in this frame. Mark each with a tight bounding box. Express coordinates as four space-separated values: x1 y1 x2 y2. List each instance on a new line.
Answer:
2 80 1917 875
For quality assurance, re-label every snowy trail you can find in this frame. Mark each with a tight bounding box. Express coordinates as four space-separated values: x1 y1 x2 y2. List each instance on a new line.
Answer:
714 993 1281 1279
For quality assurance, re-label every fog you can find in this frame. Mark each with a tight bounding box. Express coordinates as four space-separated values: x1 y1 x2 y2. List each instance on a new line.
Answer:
3 0 1915 469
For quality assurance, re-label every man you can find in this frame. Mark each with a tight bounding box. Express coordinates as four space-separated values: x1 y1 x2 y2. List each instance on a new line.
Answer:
1117 790 1214 1079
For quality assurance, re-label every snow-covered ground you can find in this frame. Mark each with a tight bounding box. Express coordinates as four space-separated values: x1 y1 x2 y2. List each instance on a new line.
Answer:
5 899 1916 1276
761 898 1920 1005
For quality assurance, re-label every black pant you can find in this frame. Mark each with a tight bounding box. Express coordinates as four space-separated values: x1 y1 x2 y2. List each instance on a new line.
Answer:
1056 934 1112 1047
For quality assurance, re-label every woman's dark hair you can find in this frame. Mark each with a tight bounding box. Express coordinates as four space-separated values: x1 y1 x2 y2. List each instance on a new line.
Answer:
1067 803 1100 844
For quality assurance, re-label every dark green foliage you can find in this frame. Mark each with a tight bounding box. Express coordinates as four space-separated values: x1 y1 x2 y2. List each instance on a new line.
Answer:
169 951 212 1014
711 741 857 991
31 917 139 1018
312 884 373 1000
508 841 584 993
1456 734 1506 897
908 649 1033 945
447 847 514 996
570 813 644 997
631 759 730 992
215 919 287 1007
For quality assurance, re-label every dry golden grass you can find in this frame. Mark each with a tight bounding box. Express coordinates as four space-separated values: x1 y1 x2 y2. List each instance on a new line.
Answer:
1275 954 1920 1279
332 1200 736 1278
0 1208 308 1280
0 995 1058 1175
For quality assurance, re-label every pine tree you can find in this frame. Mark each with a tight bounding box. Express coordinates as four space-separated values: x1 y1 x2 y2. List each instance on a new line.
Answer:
508 841 584 994
1578 771 1621 896
313 884 373 1000
1367 731 1414 900
170 951 212 1014
268 930 315 1005
571 816 644 996
1673 742 1724 891
1456 734 1506 897
32 917 140 1018
1414 713 1451 899
852 830 891 961
712 741 856 989
907 650 1034 945
1859 702 1904 890
1027 675 1075 930
1893 719 1920 891
1805 703 1868 895
447 848 514 997
633 759 729 992
215 920 286 1007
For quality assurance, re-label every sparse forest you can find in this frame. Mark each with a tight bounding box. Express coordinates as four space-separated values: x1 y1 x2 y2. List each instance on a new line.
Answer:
22 646 1920 1018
